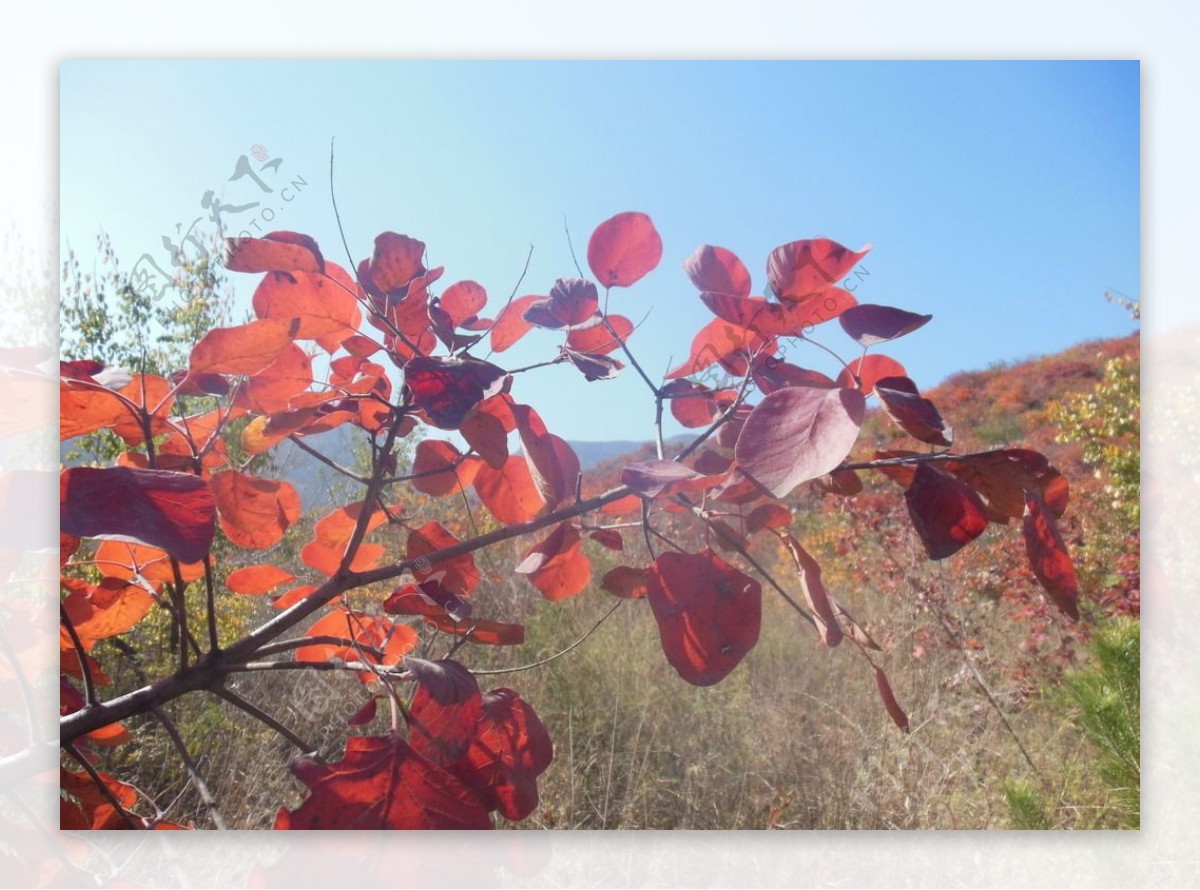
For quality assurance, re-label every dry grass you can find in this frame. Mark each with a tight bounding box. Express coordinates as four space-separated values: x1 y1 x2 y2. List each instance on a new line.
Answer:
93 518 1120 832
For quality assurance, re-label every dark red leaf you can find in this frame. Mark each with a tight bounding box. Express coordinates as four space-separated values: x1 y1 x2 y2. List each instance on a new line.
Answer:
562 348 624 381
750 357 838 395
943 449 1069 521
404 356 508 430
745 503 791 534
587 212 663 288
904 464 989 559
364 232 427 294
778 534 842 646
734 385 865 498
601 565 649 599
60 467 215 564
874 667 910 733
347 697 379 727
620 459 726 500
874 376 954 447
1022 490 1080 620
588 528 624 551
684 244 751 298
839 303 932 346
645 549 761 686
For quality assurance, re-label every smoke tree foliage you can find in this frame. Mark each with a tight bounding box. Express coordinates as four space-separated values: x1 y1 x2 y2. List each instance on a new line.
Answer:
59 211 1082 829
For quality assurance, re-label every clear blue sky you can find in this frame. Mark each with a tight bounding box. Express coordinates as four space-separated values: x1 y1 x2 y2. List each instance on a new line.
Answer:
60 61 1139 442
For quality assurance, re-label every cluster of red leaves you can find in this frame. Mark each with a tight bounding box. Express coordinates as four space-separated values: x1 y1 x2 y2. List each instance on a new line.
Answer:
59 210 1084 829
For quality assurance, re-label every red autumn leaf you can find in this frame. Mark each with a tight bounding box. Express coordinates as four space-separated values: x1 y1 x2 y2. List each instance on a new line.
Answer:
296 610 418 672
663 379 735 429
93 540 204 584
210 470 302 550
236 343 313 414
684 244 752 298
514 523 591 601
943 449 1069 522
815 467 865 496
61 467 215 564
341 334 384 358
61 767 141 830
766 238 870 302
227 564 295 595
460 403 510 469
871 449 921 487
385 587 524 646
874 376 954 447
665 316 774 380
347 697 379 728
745 503 791 534
408 521 480 596
620 459 726 500
839 303 932 346
836 354 908 395
645 549 761 686
405 657 483 766
410 439 482 496
874 667 910 733
456 688 553 821
588 528 624 551
587 211 663 288
598 493 644 516
300 500 386 575
275 734 492 830
904 463 989 560
271 584 323 611
1022 490 1080 620
385 579 471 622
734 385 865 499
60 373 175 444
562 348 625 382
189 318 297 376
473 456 545 524
751 358 838 395
601 565 649 599
698 292 787 335
532 278 599 327
251 262 361 348
513 403 579 509
61 577 155 650
440 280 488 327
489 294 543 353
566 315 633 355
364 232 428 294
778 534 843 647
404 356 508 430
225 230 325 275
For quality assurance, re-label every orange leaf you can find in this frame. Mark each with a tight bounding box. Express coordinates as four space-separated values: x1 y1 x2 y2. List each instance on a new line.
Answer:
227 564 295 595
189 318 297 376
210 471 302 550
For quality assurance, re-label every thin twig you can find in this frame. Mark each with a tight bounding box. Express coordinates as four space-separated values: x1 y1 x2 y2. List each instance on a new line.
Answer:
210 687 317 755
60 606 98 707
250 635 385 661
287 434 370 484
150 705 227 830
473 601 623 675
